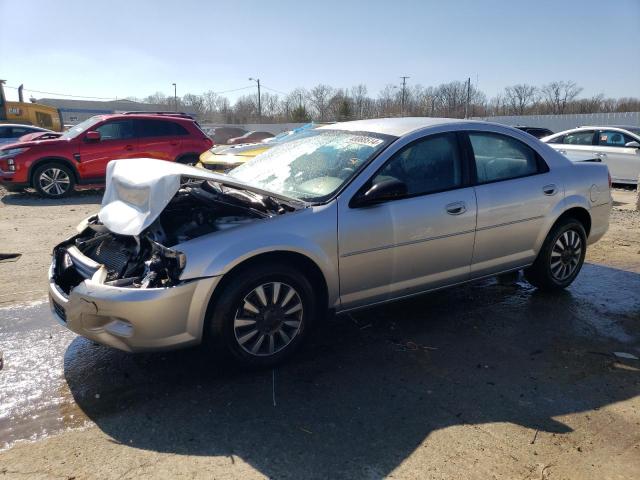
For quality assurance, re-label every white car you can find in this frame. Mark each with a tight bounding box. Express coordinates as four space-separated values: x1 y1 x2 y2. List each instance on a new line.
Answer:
542 126 640 184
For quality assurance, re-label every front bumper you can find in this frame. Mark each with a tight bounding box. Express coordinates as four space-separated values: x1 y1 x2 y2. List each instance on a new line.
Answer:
0 169 28 190
48 258 221 352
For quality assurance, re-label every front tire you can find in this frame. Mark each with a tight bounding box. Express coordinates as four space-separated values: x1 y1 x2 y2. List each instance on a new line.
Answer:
33 163 75 198
207 262 317 368
524 218 587 291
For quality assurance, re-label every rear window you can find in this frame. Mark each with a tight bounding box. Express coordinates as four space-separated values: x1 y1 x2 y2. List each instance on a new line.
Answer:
136 119 189 137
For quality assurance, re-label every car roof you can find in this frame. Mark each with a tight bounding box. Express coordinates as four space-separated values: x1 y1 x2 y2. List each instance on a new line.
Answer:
318 117 477 137
0 124 48 130
551 125 640 136
97 113 193 122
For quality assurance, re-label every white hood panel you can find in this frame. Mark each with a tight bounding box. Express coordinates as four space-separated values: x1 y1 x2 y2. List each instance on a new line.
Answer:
99 159 226 236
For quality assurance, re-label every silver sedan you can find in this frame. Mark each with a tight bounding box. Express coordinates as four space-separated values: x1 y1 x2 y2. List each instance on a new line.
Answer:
49 118 612 367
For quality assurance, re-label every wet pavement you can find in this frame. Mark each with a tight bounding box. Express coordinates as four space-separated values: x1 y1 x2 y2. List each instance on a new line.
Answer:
1 263 639 477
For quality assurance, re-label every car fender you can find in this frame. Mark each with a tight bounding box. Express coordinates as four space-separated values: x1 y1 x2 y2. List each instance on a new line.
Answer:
176 203 340 307
532 194 591 253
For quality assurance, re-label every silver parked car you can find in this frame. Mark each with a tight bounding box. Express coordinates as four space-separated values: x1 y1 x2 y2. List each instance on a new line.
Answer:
542 126 640 184
0 124 53 146
49 118 612 367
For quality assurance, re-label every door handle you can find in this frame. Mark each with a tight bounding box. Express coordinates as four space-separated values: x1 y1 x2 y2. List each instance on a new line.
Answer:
558 149 567 155
543 184 558 196
593 152 606 158
445 201 466 215
125 145 134 151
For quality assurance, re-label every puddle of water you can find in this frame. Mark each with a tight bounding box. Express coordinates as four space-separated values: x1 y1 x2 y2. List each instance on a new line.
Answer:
0 300 90 451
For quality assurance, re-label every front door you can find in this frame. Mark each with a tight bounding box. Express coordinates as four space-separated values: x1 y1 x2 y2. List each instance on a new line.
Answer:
596 129 640 183
78 119 138 180
337 132 477 309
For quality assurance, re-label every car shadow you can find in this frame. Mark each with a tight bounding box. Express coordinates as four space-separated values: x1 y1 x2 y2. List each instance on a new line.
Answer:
63 263 640 478
1 189 103 206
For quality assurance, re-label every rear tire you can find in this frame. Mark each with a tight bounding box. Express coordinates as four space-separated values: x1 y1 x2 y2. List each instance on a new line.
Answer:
206 262 318 368
524 218 586 291
32 163 75 198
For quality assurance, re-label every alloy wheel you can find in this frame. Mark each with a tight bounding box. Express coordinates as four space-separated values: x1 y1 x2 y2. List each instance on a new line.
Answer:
233 282 303 357
550 229 582 281
38 168 71 196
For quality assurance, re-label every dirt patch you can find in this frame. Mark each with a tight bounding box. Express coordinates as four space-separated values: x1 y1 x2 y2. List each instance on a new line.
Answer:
0 188 102 305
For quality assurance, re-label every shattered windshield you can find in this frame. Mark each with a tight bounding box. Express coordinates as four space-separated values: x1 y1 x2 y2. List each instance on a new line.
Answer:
227 129 393 202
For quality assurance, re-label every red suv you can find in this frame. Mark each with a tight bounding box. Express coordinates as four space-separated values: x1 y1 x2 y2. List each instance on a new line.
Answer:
0 112 213 198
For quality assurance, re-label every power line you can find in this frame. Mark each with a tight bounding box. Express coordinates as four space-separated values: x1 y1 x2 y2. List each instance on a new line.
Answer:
4 84 258 100
262 85 288 96
211 85 255 95
4 85 116 100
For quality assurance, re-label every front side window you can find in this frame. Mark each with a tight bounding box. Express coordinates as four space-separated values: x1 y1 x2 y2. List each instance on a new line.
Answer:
469 132 541 183
228 129 393 202
371 133 463 196
599 130 633 147
562 130 595 145
96 120 134 140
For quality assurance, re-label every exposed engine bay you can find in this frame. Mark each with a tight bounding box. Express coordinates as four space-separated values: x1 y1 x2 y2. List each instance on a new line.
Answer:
52 179 298 294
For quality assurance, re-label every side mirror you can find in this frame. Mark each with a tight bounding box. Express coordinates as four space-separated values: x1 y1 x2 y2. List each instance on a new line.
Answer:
624 141 640 148
350 178 408 208
85 130 101 142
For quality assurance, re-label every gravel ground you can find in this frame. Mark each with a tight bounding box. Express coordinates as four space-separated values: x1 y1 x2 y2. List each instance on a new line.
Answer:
0 185 638 479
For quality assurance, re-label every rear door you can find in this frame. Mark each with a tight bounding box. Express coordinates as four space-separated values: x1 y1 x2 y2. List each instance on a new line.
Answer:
596 130 640 183
135 119 186 161
467 131 562 277
78 119 138 180
338 132 477 308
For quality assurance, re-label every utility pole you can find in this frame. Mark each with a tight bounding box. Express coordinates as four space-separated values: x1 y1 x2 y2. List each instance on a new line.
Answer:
172 83 177 112
400 76 410 116
464 77 471 119
249 77 261 119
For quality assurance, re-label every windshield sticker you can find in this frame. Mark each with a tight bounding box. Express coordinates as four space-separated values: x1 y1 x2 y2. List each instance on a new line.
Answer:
349 136 384 147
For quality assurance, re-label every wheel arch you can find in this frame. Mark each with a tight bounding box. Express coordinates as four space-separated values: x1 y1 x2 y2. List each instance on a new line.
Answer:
553 206 591 237
28 157 80 185
203 250 330 334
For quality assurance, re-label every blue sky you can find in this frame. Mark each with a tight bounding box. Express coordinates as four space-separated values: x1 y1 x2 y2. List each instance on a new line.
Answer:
1 0 639 102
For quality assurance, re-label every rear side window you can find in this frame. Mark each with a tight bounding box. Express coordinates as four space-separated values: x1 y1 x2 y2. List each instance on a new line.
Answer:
373 132 463 196
469 132 542 184
96 120 134 140
598 130 634 147
0 127 9 138
137 119 189 137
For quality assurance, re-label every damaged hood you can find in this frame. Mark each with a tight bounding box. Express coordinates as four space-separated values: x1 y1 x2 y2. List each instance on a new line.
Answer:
99 158 301 236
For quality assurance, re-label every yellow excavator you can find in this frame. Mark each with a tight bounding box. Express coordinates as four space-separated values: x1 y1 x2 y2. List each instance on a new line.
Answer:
0 80 63 131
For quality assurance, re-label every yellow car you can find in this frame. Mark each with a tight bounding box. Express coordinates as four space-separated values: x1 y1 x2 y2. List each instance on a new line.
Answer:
196 142 270 173
196 123 325 173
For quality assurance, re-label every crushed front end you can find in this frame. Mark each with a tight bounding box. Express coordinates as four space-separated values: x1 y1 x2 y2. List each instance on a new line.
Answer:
48 215 221 351
48 162 299 352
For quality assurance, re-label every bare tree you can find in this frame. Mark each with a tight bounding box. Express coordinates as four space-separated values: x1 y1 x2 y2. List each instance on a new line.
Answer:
504 84 537 114
308 84 334 121
350 84 368 119
541 81 583 114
